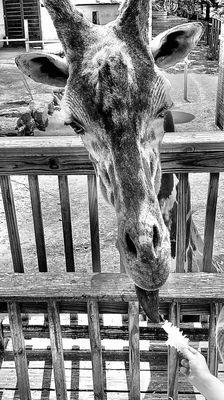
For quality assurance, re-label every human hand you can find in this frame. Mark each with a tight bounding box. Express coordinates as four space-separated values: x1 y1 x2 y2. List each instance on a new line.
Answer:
180 346 211 384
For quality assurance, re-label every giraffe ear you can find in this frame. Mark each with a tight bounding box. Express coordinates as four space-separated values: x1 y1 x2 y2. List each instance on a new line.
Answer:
151 22 203 69
15 53 69 87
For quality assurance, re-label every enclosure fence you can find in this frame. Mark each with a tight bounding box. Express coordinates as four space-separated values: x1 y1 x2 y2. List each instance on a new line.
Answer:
0 132 223 399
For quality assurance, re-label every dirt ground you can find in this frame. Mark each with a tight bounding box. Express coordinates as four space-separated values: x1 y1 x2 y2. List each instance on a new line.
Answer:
0 43 223 273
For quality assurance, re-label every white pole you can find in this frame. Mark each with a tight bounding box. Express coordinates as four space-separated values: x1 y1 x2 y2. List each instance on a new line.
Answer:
24 19 29 53
184 57 188 101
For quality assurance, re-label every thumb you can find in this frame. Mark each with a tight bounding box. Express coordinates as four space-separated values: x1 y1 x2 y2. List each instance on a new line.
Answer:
180 346 197 359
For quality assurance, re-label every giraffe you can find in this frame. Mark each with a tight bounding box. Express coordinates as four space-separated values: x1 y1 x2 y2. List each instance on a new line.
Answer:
15 0 203 321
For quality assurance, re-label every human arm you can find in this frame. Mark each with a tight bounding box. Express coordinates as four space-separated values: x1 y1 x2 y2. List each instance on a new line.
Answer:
180 346 224 400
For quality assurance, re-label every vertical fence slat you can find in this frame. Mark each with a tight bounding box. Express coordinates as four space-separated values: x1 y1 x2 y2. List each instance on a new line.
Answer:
216 19 224 128
48 300 68 400
8 302 31 400
58 175 75 272
203 173 219 272
128 301 140 400
87 175 101 272
87 299 104 400
28 175 47 272
176 174 189 273
208 302 219 376
167 301 180 400
0 176 24 272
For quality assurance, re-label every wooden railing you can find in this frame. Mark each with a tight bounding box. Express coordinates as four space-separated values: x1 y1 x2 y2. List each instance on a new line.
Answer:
0 132 224 399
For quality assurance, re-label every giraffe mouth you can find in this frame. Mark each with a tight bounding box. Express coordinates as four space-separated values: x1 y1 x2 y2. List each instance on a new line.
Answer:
135 286 161 323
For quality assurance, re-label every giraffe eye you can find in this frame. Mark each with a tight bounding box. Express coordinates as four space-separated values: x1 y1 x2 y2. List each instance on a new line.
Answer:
66 117 85 135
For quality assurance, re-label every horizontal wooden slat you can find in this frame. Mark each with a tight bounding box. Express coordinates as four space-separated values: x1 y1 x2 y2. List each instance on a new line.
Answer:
1 323 210 341
1 133 224 175
0 272 223 303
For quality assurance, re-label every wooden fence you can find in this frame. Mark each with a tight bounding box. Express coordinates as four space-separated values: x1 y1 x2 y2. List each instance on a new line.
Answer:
0 132 224 399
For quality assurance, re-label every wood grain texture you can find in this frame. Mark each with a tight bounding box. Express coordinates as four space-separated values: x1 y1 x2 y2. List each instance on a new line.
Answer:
0 176 24 272
58 175 75 272
2 133 224 175
87 175 101 272
8 302 31 399
167 302 180 400
87 300 104 399
1 322 210 341
0 272 224 303
28 175 47 272
128 301 140 400
47 300 68 400
176 174 188 273
203 173 220 272
208 302 219 376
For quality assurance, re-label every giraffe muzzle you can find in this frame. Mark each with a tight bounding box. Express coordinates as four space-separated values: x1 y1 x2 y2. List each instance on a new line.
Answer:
118 219 171 292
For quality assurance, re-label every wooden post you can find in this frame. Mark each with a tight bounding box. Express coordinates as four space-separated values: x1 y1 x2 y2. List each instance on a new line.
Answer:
28 175 48 272
215 18 224 128
203 173 219 272
87 300 104 400
208 303 219 376
58 175 75 272
24 19 30 53
176 174 189 273
128 301 140 400
167 302 180 400
87 175 101 272
48 301 68 400
8 302 31 400
0 176 24 273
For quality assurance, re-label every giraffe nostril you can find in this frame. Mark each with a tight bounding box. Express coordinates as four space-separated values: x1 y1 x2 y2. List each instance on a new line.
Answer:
125 232 137 258
152 225 160 252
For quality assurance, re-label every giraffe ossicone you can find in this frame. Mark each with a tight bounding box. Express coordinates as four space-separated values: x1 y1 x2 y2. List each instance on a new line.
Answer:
15 0 203 321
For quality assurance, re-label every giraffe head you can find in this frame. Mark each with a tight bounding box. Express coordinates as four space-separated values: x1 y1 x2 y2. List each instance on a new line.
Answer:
16 0 202 305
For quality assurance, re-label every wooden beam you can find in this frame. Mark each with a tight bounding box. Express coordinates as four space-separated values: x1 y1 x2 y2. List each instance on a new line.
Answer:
48 300 68 400
128 301 140 400
8 302 31 399
0 176 24 272
87 175 101 272
28 175 48 272
0 272 223 303
58 175 75 272
2 133 224 175
87 300 104 399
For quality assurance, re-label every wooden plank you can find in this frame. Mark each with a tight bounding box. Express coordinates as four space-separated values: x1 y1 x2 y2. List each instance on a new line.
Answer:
128 301 140 400
0 176 24 272
87 300 104 399
208 302 218 376
1 322 210 341
58 175 75 272
7 301 31 399
167 302 180 400
28 175 47 272
1 272 224 303
203 173 219 272
87 175 101 272
176 174 188 273
3 133 224 175
47 300 68 400
2 347 207 364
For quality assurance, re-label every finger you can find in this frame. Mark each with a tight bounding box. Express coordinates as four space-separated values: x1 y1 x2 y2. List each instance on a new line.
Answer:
181 359 189 367
188 345 199 354
180 366 189 376
180 346 193 358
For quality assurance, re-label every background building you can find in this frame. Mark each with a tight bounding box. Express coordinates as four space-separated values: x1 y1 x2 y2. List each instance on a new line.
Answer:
0 0 120 47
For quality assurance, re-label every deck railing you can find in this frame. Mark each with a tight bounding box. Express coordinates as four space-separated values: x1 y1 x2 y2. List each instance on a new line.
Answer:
0 132 224 399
